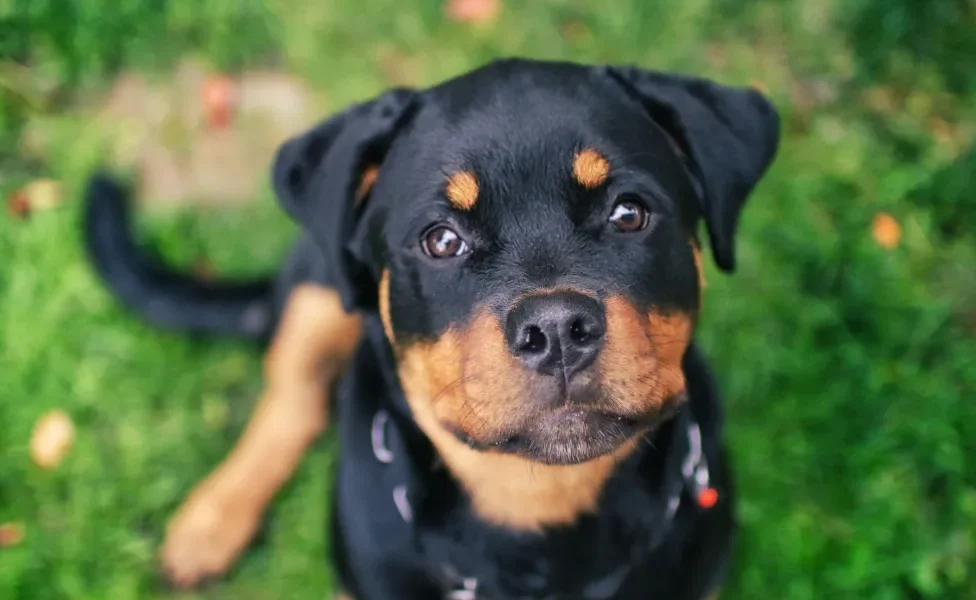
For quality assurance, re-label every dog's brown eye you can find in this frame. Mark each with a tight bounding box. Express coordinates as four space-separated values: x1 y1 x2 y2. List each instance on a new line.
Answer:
422 226 469 258
609 199 649 232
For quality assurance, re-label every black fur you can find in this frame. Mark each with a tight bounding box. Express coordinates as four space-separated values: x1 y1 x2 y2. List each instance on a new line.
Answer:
83 58 780 599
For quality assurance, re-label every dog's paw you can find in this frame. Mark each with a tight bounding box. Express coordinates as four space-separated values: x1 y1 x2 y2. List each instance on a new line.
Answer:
158 486 261 588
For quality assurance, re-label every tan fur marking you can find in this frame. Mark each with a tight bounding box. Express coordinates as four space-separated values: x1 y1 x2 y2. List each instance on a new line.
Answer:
378 269 395 343
159 285 362 588
445 171 479 210
573 148 610 188
355 165 379 205
597 297 691 416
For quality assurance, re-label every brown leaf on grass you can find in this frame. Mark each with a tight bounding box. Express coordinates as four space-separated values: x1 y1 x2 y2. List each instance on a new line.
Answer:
560 20 593 45
872 213 902 249
445 0 501 24
6 190 30 219
6 179 63 219
200 74 239 130
0 523 24 548
30 410 75 469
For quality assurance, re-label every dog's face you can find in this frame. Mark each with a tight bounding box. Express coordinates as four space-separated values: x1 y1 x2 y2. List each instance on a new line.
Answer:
273 60 780 466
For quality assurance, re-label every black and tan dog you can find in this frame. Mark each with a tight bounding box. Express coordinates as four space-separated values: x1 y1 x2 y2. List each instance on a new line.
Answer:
83 59 779 599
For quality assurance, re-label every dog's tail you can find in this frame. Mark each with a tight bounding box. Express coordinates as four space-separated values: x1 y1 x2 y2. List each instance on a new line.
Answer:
83 174 276 342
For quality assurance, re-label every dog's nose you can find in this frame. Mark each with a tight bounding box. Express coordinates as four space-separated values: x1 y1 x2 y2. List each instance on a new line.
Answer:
505 291 606 378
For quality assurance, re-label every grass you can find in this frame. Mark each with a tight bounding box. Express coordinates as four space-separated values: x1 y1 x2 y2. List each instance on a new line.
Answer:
2 0 975 598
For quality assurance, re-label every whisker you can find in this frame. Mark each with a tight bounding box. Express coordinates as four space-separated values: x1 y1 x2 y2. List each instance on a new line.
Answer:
431 374 479 406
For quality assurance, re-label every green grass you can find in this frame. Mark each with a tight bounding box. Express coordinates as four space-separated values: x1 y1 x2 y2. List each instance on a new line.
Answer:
2 0 975 598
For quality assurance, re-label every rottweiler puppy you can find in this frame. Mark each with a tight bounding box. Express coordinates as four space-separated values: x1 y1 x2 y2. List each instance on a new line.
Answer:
84 58 779 599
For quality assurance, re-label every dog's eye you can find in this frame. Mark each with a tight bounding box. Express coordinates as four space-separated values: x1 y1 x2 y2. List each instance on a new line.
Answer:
609 199 649 233
422 225 470 258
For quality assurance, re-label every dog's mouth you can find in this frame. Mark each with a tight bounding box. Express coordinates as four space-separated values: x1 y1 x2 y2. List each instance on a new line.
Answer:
495 408 651 465
448 403 674 466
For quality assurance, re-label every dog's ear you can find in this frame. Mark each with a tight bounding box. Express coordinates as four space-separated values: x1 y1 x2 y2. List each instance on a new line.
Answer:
272 88 419 311
603 66 780 272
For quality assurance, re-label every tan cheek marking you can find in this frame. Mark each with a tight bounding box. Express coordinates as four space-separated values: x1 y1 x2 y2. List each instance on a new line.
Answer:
648 312 693 367
355 165 379 206
598 297 692 414
398 312 522 437
445 171 479 210
378 269 394 344
648 311 692 399
573 148 610 188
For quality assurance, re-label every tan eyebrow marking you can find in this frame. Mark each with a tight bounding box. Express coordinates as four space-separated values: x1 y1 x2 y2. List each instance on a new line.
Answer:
355 165 380 205
445 170 479 210
573 149 611 188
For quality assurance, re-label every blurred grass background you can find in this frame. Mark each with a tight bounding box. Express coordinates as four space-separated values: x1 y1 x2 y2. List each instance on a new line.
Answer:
1 0 974 598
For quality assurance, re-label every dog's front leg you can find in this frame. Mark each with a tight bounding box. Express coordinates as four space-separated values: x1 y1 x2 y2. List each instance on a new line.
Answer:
159 284 361 588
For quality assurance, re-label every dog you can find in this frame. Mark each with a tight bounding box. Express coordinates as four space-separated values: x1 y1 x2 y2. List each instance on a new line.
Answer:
83 58 779 599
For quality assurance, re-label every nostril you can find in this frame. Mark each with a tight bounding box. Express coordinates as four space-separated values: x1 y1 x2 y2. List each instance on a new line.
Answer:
569 316 603 346
569 318 590 344
518 325 548 354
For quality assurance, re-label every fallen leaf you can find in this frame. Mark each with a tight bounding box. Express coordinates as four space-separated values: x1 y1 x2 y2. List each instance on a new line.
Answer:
560 20 593 44
445 0 500 24
872 213 901 249
6 190 31 219
30 410 75 469
200 74 239 130
6 179 63 218
0 523 24 548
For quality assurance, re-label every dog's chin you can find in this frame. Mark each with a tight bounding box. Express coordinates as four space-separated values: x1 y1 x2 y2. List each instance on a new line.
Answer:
463 408 658 466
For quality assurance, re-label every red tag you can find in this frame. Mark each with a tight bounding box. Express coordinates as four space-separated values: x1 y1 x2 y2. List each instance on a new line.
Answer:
697 487 719 509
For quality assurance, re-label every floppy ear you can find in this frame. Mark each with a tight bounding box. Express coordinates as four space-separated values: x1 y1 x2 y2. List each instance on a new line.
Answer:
603 66 780 272
272 88 419 311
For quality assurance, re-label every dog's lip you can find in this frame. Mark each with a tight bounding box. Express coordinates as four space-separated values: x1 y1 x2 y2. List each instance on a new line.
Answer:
485 407 652 465
529 406 645 432
443 392 688 464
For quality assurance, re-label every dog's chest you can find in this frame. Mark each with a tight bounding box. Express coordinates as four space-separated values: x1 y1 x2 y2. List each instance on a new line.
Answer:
413 488 675 599
410 414 716 599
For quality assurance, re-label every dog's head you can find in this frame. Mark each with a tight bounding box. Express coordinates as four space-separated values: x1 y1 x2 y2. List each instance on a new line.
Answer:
273 60 779 467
